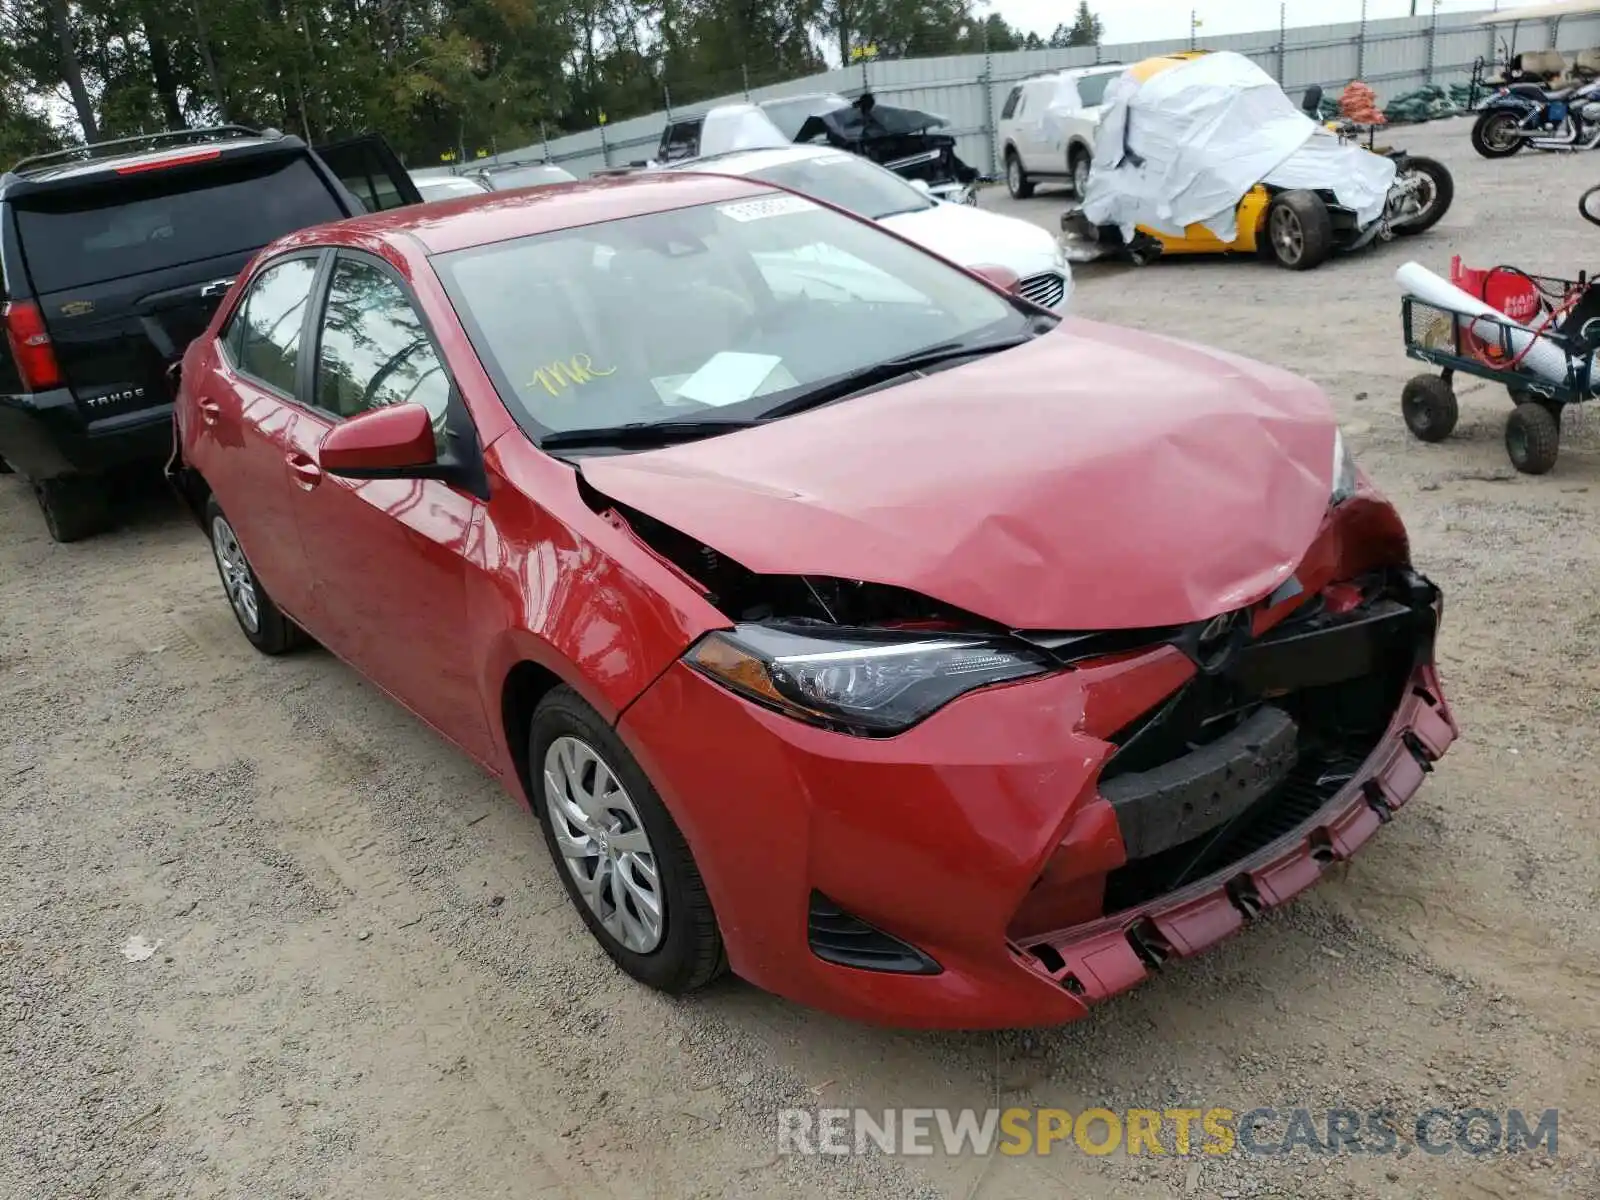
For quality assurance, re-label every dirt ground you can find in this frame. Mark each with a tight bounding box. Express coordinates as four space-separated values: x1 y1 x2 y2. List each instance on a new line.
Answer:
3 117 1599 1200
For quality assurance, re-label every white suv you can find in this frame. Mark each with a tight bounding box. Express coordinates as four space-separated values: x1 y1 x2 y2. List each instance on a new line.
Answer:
997 65 1124 199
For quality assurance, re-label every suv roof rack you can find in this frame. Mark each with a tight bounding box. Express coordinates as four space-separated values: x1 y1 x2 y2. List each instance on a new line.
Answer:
9 125 275 178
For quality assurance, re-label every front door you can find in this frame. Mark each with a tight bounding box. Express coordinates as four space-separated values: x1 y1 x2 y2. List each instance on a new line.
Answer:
284 250 493 759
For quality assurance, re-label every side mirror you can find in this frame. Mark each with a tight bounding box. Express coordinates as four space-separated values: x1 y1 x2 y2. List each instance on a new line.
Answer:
969 263 1023 295
907 178 933 196
319 403 437 478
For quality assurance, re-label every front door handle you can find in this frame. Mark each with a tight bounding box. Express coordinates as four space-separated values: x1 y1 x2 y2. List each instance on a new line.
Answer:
197 396 221 427
286 452 322 490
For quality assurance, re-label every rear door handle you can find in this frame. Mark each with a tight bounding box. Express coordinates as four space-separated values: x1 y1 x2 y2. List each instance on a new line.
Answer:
286 452 322 490
197 397 221 426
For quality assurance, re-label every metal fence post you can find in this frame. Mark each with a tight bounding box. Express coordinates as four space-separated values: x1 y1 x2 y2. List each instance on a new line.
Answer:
599 117 611 167
1276 2 1286 84
742 63 750 99
1426 1 1438 83
541 120 551 163
981 50 997 177
1357 0 1368 79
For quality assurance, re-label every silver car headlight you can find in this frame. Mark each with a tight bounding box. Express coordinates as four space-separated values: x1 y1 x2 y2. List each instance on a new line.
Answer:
1331 429 1358 505
686 624 1051 734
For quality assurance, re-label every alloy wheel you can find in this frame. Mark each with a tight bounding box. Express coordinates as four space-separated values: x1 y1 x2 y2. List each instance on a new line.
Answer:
1006 156 1022 195
543 735 664 954
1072 156 1090 195
210 515 260 633
1270 206 1305 266
1483 113 1520 153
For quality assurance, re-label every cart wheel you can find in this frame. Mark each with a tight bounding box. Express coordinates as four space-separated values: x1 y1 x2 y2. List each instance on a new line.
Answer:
1506 402 1560 474
1402 374 1458 443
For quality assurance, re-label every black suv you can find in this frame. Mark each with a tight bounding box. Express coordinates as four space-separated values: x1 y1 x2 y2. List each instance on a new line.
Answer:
0 126 421 541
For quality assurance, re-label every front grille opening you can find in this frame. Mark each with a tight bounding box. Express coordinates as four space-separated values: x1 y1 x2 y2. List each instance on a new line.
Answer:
1098 572 1433 916
807 892 942 975
1019 271 1066 308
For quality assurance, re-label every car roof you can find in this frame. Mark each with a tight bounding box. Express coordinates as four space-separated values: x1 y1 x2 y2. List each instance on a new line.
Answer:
279 171 777 256
1020 64 1124 87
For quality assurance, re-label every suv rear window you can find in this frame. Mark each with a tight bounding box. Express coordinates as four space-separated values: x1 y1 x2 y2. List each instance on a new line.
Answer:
14 155 342 294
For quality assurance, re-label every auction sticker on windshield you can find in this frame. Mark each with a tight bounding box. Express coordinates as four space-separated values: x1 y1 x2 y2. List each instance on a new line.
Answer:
717 195 817 222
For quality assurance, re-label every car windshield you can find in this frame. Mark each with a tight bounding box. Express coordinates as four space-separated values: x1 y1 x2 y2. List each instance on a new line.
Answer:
434 191 1037 444
743 153 933 220
415 176 489 202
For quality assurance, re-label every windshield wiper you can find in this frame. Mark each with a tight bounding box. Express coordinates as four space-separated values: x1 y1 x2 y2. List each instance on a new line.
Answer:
756 335 1033 422
539 417 755 452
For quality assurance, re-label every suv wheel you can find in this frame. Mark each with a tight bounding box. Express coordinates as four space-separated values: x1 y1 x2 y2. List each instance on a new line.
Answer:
1070 150 1091 197
34 475 112 543
205 496 299 654
1005 150 1034 200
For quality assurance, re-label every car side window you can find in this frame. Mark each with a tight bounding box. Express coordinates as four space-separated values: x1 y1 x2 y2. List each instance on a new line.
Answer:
1075 72 1112 107
234 257 318 394
1000 86 1022 120
314 256 451 451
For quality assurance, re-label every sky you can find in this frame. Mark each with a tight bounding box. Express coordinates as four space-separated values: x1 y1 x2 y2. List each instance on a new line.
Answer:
991 0 1521 44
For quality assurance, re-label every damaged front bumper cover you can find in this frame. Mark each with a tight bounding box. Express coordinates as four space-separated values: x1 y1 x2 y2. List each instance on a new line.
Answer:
1059 205 1162 264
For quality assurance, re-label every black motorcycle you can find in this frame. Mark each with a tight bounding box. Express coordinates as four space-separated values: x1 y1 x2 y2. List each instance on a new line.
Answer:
1472 76 1600 157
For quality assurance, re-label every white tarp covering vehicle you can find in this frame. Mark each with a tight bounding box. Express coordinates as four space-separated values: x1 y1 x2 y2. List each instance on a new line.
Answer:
1082 52 1397 242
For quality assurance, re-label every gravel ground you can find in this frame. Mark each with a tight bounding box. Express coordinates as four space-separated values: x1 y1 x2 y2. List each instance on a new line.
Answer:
3 117 1599 1200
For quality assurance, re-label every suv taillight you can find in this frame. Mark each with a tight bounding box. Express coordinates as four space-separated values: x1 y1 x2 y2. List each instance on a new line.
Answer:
3 301 62 391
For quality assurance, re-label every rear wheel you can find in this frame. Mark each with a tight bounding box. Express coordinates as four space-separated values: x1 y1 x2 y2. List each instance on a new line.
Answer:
531 686 725 994
1506 402 1560 474
1070 149 1091 197
1392 155 1454 235
1005 150 1034 200
1471 110 1524 158
205 496 298 654
1266 190 1334 270
34 475 112 543
1402 374 1458 442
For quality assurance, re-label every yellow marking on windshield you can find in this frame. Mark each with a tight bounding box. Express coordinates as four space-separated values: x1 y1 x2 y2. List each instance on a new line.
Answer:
530 353 616 397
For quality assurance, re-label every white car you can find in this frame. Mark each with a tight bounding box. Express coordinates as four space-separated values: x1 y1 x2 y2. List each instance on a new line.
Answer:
664 144 1072 310
409 172 492 204
997 65 1125 199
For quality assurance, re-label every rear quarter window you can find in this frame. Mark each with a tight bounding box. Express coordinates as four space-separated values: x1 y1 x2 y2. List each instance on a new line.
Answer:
13 155 344 295
1000 86 1023 120
1075 72 1114 107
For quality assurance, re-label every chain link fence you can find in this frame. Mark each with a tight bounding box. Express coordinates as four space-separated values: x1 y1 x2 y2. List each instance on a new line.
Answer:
478 8 1600 179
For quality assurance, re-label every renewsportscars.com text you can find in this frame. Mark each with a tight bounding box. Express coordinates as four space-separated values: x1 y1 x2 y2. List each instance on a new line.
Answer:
776 1106 1560 1158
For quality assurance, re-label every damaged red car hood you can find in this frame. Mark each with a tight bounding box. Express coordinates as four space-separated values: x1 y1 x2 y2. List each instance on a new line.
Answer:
578 318 1337 630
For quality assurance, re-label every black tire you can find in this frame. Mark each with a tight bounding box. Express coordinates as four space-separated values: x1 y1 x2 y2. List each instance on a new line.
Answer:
1004 149 1034 200
203 495 298 654
1505 402 1560 474
1471 110 1525 158
1401 375 1459 443
1265 190 1334 270
1069 148 1091 197
531 685 725 994
0 457 12 474
1392 155 1454 236
33 475 112 543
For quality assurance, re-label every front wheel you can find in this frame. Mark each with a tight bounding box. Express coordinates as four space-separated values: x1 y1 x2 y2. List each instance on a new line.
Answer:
1472 110 1525 158
1392 155 1454 235
532 686 725 994
1070 149 1091 197
1402 374 1459 442
1506 402 1560 474
1266 190 1334 270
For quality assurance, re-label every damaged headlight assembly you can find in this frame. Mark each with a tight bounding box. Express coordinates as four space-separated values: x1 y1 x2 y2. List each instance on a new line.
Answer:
1331 428 1359 506
685 624 1052 734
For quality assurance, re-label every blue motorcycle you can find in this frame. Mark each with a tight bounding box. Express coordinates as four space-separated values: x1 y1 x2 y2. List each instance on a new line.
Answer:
1472 76 1600 157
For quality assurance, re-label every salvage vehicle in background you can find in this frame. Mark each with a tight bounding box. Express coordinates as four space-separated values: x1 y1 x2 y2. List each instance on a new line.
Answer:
659 95 981 204
0 126 419 541
1062 51 1452 270
470 160 579 191
661 143 1072 309
168 172 1455 1027
410 170 492 203
997 64 1125 199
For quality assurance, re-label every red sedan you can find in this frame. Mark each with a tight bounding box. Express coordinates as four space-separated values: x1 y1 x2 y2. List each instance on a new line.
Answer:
168 173 1456 1028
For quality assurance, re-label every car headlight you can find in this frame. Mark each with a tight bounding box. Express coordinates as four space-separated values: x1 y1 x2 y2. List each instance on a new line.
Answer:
1331 429 1358 505
685 624 1052 734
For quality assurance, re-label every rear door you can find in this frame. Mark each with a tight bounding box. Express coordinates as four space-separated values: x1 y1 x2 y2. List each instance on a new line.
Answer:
312 134 424 212
12 149 351 424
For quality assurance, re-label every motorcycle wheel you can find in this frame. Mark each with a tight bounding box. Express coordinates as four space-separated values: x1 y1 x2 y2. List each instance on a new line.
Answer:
1392 155 1454 236
1472 110 1525 158
1581 184 1600 228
